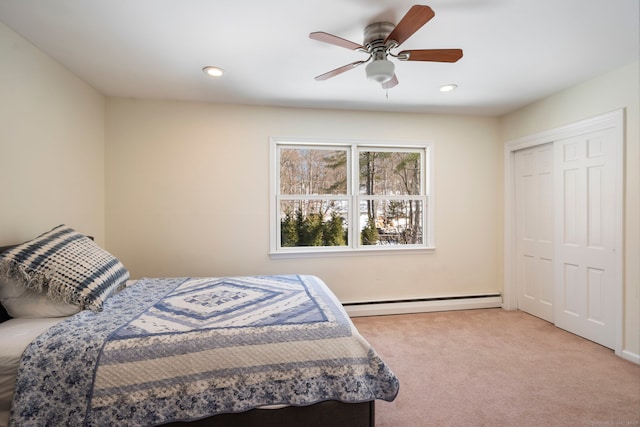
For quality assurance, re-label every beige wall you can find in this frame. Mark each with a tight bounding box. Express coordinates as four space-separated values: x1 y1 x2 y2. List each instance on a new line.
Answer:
500 60 640 358
0 22 106 245
105 99 502 303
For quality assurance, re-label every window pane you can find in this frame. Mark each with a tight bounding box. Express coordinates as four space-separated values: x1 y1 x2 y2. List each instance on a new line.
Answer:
360 200 423 245
280 148 347 195
280 200 348 247
359 151 421 195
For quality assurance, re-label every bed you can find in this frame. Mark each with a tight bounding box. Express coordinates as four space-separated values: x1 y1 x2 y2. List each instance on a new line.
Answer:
0 225 399 427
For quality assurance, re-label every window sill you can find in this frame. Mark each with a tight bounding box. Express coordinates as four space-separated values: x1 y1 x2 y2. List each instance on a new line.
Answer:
269 246 436 259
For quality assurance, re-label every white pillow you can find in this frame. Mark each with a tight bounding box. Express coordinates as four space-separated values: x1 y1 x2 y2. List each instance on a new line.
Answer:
0 278 80 318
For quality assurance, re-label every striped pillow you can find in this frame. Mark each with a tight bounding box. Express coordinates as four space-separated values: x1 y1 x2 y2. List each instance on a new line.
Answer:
0 225 129 312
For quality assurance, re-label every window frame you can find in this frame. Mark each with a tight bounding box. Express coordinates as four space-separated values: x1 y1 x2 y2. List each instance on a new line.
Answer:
269 137 435 258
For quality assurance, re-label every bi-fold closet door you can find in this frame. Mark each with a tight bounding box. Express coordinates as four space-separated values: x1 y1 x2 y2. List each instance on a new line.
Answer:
512 111 623 350
515 143 554 323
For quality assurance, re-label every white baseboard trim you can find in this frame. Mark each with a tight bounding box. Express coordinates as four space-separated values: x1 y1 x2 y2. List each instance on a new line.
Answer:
343 294 503 318
620 350 640 365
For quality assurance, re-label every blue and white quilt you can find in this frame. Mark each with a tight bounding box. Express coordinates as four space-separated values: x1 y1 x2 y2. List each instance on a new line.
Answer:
10 275 399 426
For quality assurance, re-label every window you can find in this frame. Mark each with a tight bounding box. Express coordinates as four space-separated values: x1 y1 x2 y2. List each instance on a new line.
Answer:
270 138 433 256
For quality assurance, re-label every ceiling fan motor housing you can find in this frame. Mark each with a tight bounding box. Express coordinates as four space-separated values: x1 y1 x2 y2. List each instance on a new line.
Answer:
364 22 396 83
364 22 396 54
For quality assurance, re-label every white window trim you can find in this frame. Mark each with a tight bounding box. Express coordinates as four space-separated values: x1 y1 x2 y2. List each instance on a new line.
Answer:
269 137 435 258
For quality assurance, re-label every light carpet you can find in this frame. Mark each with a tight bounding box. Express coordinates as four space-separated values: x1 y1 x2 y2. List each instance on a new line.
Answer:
353 308 640 427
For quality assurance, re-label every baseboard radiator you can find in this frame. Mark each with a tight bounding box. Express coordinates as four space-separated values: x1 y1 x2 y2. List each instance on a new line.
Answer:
343 293 503 317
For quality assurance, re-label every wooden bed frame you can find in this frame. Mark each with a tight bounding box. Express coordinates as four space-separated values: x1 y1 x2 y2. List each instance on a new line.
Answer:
0 243 376 427
165 400 374 427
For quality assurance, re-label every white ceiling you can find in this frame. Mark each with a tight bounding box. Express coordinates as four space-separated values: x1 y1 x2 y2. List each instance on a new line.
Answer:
1 0 638 116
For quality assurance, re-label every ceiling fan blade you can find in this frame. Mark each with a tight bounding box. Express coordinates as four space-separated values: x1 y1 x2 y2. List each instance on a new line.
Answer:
385 5 435 47
309 31 364 51
382 74 399 89
314 60 367 81
399 49 463 62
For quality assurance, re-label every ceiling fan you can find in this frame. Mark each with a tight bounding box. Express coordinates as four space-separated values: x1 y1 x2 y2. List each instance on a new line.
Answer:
309 4 463 89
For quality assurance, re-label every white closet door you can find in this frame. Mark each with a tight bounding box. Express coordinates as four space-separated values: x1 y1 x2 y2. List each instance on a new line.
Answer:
554 128 619 349
515 143 554 322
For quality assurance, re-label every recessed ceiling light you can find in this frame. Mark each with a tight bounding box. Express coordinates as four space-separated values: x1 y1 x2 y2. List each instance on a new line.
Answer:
202 66 224 77
439 84 458 92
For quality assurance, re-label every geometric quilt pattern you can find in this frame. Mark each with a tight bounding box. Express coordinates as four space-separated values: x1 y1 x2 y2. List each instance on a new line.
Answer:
116 275 331 336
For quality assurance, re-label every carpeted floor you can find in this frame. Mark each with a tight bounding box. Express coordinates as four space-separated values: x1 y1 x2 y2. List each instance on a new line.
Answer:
352 309 640 427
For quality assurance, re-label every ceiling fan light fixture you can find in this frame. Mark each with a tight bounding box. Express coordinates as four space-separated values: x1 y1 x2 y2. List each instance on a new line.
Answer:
365 59 395 84
202 66 224 77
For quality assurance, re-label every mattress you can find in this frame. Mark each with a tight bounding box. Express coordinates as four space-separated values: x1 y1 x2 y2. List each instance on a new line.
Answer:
0 317 68 427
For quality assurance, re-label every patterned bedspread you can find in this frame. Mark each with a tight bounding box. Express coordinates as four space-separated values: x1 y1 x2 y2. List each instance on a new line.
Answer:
10 275 399 426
